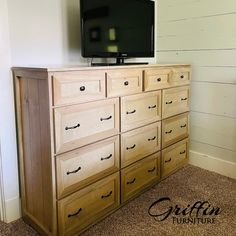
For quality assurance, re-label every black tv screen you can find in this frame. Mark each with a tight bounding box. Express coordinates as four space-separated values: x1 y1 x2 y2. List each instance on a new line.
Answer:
80 0 155 59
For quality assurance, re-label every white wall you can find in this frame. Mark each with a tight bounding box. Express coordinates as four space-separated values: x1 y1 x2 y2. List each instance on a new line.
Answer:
0 0 20 222
157 0 236 178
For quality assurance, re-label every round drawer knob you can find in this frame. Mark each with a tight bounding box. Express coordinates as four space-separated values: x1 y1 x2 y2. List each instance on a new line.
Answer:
180 75 184 79
157 78 161 82
80 86 86 91
124 81 129 86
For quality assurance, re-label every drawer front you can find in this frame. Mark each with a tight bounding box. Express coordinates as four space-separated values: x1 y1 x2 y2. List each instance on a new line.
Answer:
52 71 106 106
162 113 189 148
56 136 120 198
58 173 120 236
54 98 119 154
170 67 191 86
121 122 161 168
144 67 190 91
162 138 189 178
162 86 190 119
106 69 143 97
121 91 161 132
144 68 171 91
121 153 160 203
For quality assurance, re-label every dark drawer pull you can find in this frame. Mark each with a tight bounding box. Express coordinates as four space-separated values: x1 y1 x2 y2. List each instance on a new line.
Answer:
157 78 162 82
67 166 81 175
100 116 112 121
127 178 136 185
124 81 129 86
180 124 187 128
180 150 186 155
101 191 113 199
126 109 136 115
148 167 156 173
68 208 82 218
80 86 85 91
101 154 112 161
180 75 185 79
148 105 157 109
65 123 80 131
126 144 136 150
165 158 172 163
166 101 173 104
165 130 172 134
181 98 188 101
148 136 156 141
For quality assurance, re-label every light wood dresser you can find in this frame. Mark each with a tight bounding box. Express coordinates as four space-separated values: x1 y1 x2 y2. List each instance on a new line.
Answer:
13 64 191 235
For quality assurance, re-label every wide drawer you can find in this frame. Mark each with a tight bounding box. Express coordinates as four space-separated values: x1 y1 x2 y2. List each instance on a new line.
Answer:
162 138 189 178
121 153 160 203
144 66 190 91
54 98 119 154
58 172 120 236
162 113 189 148
52 70 106 106
106 69 143 97
162 86 190 119
121 122 161 168
56 136 120 198
121 91 161 132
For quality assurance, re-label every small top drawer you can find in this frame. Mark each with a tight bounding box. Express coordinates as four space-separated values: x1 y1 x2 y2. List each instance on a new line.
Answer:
162 113 189 148
144 68 171 91
144 67 191 91
121 122 161 168
52 70 106 106
56 136 120 198
162 86 190 119
121 91 161 132
171 67 190 86
162 138 189 178
106 69 143 97
121 152 160 203
58 173 120 236
54 98 119 154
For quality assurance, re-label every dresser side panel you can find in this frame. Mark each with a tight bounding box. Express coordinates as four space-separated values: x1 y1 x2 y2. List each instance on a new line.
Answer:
14 73 53 235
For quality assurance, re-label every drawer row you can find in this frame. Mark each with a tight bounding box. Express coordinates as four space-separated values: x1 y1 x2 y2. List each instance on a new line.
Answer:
56 129 189 198
54 86 190 154
52 66 191 106
57 138 189 235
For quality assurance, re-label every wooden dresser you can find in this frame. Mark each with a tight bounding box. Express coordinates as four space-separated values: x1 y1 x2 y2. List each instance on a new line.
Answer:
13 64 191 235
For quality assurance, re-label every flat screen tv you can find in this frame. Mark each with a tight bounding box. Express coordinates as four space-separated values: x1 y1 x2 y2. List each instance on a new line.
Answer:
80 0 155 65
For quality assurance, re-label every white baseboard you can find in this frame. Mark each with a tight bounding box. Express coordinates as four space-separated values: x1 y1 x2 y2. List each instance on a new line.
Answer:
4 197 21 223
189 150 236 180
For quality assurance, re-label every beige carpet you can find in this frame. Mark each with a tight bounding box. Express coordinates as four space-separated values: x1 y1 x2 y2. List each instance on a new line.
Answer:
1 165 236 236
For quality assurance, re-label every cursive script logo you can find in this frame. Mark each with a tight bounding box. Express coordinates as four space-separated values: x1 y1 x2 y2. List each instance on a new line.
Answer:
148 197 222 224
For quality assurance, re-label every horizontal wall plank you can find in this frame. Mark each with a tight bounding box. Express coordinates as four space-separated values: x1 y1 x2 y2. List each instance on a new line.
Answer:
157 51 236 83
158 0 236 22
157 14 236 50
192 67 236 84
190 112 236 151
157 50 236 67
191 82 236 118
190 140 236 163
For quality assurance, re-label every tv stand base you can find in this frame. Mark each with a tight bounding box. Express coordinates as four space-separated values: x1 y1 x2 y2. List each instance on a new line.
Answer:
91 62 149 66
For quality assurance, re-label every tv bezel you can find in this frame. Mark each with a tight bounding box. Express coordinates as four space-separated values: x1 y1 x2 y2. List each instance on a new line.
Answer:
80 0 155 59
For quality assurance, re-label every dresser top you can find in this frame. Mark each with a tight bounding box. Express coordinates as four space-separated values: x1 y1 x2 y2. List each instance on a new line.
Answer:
12 63 191 73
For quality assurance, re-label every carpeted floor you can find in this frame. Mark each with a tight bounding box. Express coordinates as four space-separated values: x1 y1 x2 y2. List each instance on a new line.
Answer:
1 165 236 236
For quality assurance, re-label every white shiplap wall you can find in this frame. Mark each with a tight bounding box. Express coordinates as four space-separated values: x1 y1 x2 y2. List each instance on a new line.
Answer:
157 0 236 178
